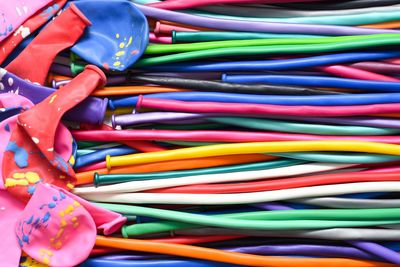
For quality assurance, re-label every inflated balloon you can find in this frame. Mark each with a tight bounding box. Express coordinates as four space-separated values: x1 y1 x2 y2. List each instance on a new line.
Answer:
0 0 53 42
2 65 106 202
0 68 107 124
0 0 67 65
6 3 91 85
71 0 149 71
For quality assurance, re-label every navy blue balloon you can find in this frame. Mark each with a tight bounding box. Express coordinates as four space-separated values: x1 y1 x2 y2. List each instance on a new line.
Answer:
72 0 149 71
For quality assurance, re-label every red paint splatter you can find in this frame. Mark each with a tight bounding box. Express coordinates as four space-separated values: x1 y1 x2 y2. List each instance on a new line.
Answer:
102 63 109 70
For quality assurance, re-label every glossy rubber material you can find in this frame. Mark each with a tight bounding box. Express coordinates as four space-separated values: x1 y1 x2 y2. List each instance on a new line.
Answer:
128 75 341 95
93 243 377 260
2 65 106 202
279 0 400 9
73 127 400 142
177 227 400 241
82 182 400 205
136 37 400 66
136 97 400 117
146 34 400 54
172 31 322 43
0 0 66 65
140 51 400 72
98 204 400 235
223 74 400 92
71 0 149 71
135 4 399 35
76 154 275 185
0 0 52 42
0 68 107 124
75 162 345 194
0 93 74 190
110 111 400 129
317 65 399 81
75 146 136 169
151 170 400 194
95 236 395 267
110 91 400 108
147 0 330 10
352 62 400 74
6 4 91 85
93 159 300 185
82 258 241 267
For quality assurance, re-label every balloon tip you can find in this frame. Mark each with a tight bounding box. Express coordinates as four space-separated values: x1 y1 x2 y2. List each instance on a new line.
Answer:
106 155 111 170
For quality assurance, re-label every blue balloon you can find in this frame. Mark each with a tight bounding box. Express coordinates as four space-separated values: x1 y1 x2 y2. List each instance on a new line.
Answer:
72 0 149 71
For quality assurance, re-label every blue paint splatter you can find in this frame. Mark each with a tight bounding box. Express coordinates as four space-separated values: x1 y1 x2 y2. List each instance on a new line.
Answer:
33 217 40 227
4 124 9 132
22 234 29 244
52 154 69 172
42 212 51 223
5 141 28 168
53 196 58 201
40 3 60 19
27 185 36 195
26 215 33 225
17 236 23 247
48 202 56 209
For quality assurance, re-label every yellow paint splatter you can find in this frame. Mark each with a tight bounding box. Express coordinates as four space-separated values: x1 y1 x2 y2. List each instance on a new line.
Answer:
55 228 65 239
113 61 121 67
65 204 75 214
54 241 62 249
5 178 28 187
25 172 40 183
68 155 75 165
66 183 74 190
6 172 41 188
116 33 120 38
49 94 57 104
119 42 125 49
60 219 67 227
12 172 25 179
127 36 133 47
39 249 53 265
116 51 125 57
42 257 49 265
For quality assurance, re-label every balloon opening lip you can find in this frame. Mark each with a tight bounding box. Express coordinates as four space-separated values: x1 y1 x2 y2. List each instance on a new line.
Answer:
93 172 100 187
84 65 107 88
111 114 117 129
121 225 129 238
106 155 111 170
70 3 92 26
108 99 116 110
154 21 161 35
171 30 177 44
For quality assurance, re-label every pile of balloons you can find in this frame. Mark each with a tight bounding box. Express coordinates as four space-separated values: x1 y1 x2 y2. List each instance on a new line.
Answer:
4 0 400 266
